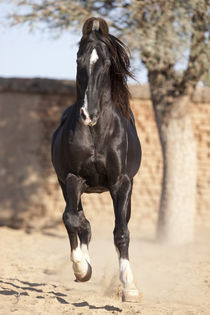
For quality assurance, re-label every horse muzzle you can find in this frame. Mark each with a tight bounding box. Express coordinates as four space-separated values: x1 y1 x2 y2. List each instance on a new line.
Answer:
80 107 98 127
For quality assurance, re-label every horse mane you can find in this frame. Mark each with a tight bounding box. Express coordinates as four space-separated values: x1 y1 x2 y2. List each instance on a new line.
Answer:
81 17 134 119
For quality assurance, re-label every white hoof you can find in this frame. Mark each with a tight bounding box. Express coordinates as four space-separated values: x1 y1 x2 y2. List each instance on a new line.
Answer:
73 260 92 282
122 288 141 303
71 244 92 282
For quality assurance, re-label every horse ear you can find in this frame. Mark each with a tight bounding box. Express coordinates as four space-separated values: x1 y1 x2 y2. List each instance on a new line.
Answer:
82 17 109 37
97 18 109 36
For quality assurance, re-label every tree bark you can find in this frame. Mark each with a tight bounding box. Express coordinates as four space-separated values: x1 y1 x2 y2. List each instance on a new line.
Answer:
153 94 197 244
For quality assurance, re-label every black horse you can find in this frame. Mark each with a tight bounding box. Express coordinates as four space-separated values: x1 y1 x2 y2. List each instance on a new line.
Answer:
52 17 141 302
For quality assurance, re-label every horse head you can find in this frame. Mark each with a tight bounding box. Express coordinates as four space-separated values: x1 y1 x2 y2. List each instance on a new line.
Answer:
76 18 111 127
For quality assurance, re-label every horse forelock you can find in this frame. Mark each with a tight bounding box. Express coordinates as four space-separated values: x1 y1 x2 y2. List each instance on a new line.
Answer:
82 17 109 37
92 20 100 31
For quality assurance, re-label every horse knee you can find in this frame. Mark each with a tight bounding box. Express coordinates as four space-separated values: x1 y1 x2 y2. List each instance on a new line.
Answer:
63 210 80 233
66 174 86 200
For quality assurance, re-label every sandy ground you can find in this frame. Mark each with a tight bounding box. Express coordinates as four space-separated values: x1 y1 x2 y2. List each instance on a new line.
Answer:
0 221 210 315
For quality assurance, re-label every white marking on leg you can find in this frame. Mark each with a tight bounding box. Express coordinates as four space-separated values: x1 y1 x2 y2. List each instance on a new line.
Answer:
119 258 139 301
71 246 83 263
81 243 90 264
119 258 135 289
71 244 89 279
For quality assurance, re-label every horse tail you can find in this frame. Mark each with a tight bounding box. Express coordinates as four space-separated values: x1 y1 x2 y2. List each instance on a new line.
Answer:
82 17 109 37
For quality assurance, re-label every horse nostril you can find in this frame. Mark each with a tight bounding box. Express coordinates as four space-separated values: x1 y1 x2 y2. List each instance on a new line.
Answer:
80 107 90 121
80 107 93 126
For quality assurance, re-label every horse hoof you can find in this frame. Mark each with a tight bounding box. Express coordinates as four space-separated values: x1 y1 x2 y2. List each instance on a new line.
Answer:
74 261 92 282
122 288 141 303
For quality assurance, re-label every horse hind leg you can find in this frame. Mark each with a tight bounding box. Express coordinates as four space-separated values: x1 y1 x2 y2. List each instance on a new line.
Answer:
62 174 92 282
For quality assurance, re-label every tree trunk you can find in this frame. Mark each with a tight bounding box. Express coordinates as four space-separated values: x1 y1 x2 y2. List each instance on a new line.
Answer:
153 95 197 244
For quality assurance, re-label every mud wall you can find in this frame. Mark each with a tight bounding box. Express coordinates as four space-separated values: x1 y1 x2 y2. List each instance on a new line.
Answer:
0 78 209 229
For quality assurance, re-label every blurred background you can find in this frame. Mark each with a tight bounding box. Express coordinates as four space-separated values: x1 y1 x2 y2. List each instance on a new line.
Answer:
0 1 210 312
0 3 147 82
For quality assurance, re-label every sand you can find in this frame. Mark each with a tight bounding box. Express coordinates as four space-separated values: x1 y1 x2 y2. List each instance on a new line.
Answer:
0 222 210 315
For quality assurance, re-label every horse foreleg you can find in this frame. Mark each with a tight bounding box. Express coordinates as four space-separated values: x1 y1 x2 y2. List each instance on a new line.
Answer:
71 238 92 282
62 174 92 282
77 206 91 264
110 175 139 302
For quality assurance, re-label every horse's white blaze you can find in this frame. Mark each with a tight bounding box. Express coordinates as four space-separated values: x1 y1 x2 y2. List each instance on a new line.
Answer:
81 88 91 125
119 258 135 288
80 49 99 126
83 89 88 111
90 48 99 74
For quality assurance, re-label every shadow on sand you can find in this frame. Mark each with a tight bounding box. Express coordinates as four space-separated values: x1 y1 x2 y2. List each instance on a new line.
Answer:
0 278 122 312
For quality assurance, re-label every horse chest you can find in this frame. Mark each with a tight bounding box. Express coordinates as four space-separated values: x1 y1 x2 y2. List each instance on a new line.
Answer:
68 136 107 181
81 151 108 191
81 149 106 176
67 123 124 190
